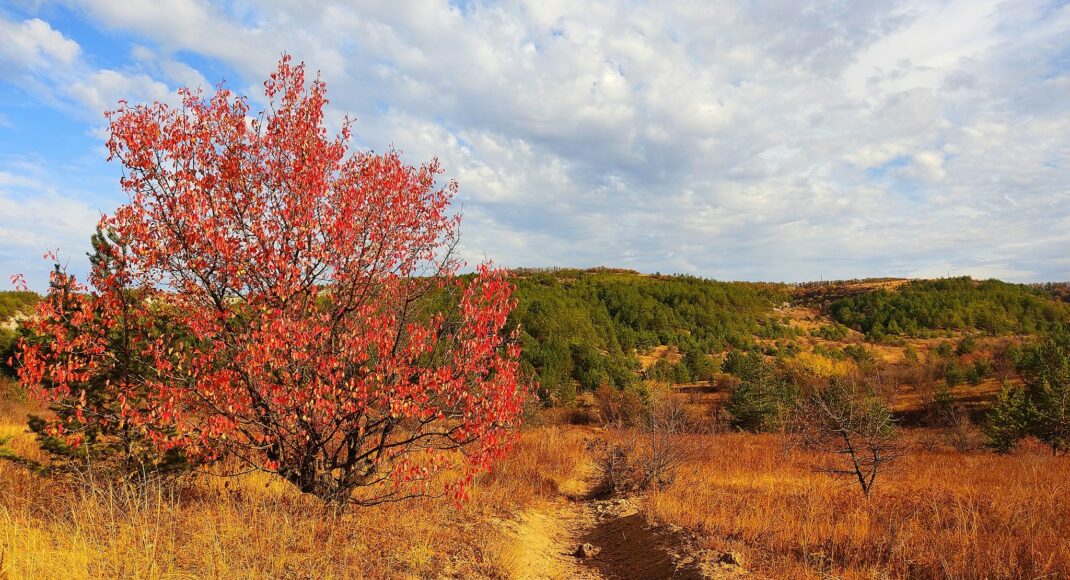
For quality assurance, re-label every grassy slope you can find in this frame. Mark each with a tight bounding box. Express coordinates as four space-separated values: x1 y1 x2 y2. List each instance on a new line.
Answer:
0 390 591 579
6 381 1070 579
650 431 1070 579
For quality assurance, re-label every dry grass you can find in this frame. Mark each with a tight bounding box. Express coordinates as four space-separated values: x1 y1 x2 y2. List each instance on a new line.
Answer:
0 390 590 579
636 345 682 370
6 375 1070 579
892 377 1007 415
649 431 1070 579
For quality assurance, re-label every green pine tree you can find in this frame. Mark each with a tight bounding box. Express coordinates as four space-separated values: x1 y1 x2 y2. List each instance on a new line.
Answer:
983 382 1032 453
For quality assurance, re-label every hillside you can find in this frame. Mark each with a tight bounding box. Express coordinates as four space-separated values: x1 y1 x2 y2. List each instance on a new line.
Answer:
824 277 1070 338
8 276 1069 403
507 269 788 402
0 291 37 325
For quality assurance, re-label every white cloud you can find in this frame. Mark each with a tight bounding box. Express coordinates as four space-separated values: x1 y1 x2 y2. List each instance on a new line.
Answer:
0 12 199 118
3 0 1069 284
902 150 946 182
129 44 212 90
67 69 173 113
0 16 80 72
0 163 103 290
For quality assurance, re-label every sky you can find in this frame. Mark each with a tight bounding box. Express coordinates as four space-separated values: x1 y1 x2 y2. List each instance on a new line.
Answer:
0 0 1068 290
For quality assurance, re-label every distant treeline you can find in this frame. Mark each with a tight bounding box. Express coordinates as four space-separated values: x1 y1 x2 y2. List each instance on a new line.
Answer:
792 277 906 289
0 291 39 376
828 277 1070 338
508 269 786 402
1035 282 1070 304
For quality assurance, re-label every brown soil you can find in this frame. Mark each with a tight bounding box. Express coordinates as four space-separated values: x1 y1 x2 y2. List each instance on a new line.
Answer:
498 454 743 579
579 512 706 579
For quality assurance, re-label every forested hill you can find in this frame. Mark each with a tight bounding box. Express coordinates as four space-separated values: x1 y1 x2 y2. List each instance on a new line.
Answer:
507 269 787 402
826 277 1070 339
511 273 1070 401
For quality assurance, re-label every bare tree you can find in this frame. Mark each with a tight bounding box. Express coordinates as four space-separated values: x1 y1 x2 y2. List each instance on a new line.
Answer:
791 377 904 497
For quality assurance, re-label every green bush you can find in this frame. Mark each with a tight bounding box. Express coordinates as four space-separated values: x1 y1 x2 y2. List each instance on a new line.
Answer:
968 359 992 385
956 335 977 356
812 323 849 341
945 362 966 388
843 344 875 365
0 327 18 377
936 342 954 358
726 356 798 432
983 382 1032 453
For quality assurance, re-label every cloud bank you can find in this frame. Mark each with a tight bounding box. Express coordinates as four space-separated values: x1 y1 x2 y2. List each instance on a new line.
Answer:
0 0 1068 288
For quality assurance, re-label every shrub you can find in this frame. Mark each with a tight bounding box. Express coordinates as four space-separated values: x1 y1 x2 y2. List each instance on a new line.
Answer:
936 342 954 358
594 384 645 428
945 362 966 388
968 359 992 385
0 326 19 377
812 323 849 341
590 396 695 494
13 244 192 480
956 335 978 356
843 344 875 366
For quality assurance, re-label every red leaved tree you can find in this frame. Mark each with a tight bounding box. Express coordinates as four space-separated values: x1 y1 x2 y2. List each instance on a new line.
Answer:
17 56 525 506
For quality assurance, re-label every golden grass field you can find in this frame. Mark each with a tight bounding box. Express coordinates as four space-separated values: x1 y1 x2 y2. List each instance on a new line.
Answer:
0 392 591 579
3 377 1070 579
650 432 1070 579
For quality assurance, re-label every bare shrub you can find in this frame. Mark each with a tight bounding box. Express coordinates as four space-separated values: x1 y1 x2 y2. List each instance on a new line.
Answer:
989 339 1019 381
634 397 694 490
943 410 982 452
590 396 702 495
594 384 645 428
708 403 733 434
588 438 636 496
920 384 983 452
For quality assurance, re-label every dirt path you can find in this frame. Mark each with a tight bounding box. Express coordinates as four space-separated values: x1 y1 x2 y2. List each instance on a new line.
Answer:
495 463 601 579
497 459 744 579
